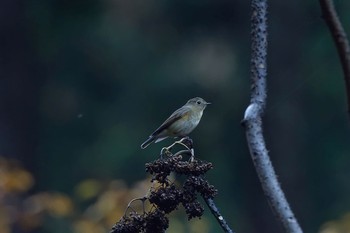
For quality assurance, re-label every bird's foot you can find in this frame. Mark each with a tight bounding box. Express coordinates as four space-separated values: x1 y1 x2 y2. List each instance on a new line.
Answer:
160 137 194 159
160 146 172 158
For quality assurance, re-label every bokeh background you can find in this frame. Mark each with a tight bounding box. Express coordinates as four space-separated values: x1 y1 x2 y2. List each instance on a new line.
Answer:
1 0 350 233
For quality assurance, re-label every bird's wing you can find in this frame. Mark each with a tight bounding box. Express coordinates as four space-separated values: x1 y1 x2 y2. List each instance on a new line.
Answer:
150 107 191 136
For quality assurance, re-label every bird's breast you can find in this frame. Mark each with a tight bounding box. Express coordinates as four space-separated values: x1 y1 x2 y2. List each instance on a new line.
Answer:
169 110 203 136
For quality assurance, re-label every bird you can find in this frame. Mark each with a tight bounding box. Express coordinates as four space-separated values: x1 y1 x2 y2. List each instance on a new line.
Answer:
141 97 210 149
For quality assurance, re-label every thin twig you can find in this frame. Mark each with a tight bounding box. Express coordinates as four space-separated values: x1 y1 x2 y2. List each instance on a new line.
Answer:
241 1 303 233
203 198 234 233
319 0 350 115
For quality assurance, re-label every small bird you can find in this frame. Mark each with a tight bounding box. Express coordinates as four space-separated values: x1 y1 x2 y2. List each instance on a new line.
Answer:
141 97 210 149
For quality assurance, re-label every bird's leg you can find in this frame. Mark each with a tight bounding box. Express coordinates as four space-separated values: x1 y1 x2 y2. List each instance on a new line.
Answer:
177 141 195 161
160 140 179 157
189 148 195 162
161 137 195 160
160 137 187 156
174 137 191 150
179 137 195 162
160 147 171 158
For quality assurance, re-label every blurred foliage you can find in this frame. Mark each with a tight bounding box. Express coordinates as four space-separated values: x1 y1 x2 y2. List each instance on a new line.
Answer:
0 156 213 233
320 214 350 233
1 0 350 232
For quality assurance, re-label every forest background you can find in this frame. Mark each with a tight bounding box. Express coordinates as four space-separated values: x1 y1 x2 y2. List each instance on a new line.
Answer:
1 0 350 233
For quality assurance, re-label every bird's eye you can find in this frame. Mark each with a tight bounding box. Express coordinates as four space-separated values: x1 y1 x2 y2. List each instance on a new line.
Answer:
196 101 201 105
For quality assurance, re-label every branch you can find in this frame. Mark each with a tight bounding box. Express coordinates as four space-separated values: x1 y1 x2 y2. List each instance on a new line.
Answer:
319 0 350 115
241 1 303 233
111 139 235 233
204 198 234 233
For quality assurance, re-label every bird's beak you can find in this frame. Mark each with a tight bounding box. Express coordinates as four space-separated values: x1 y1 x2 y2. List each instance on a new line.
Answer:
206 102 211 105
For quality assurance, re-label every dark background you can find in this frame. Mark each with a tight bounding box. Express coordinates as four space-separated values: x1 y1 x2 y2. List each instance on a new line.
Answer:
1 0 350 233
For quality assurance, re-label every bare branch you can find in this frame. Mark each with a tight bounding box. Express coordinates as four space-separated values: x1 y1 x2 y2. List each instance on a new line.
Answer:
319 0 350 115
111 139 235 233
241 1 303 232
204 198 234 233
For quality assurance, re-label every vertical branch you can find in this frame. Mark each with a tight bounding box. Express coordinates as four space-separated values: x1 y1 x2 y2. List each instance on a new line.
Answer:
241 1 303 233
319 0 350 115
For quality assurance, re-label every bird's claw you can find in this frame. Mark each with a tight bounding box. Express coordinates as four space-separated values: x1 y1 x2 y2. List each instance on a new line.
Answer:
160 137 195 161
160 147 172 158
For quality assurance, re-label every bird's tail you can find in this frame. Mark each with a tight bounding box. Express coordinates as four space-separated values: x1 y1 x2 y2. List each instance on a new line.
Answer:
141 136 155 149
